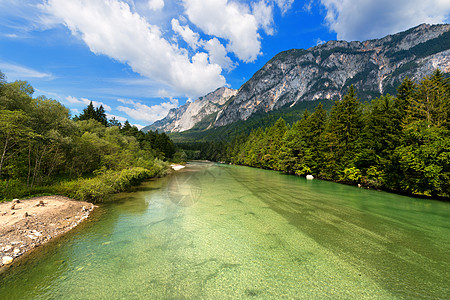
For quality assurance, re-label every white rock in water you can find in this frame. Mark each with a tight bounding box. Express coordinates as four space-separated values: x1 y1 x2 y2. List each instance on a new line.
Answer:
2 256 13 265
171 165 185 171
306 175 314 180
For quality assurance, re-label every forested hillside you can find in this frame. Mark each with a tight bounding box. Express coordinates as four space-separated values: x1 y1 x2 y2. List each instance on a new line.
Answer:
196 70 450 199
0 72 175 201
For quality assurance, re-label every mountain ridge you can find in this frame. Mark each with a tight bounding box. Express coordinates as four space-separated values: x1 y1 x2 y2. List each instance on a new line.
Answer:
144 23 450 132
142 86 237 133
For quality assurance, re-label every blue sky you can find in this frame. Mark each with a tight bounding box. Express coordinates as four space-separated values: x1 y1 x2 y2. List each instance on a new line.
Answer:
1 0 449 128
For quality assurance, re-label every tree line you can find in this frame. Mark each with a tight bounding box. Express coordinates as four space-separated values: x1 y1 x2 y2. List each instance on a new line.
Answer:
192 70 450 199
0 71 175 200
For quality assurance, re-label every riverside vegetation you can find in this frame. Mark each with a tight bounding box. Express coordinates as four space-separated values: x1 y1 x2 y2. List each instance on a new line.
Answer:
183 70 450 199
0 71 177 202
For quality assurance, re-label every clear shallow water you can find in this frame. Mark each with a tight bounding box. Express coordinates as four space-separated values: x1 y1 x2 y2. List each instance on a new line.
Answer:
1 162 449 299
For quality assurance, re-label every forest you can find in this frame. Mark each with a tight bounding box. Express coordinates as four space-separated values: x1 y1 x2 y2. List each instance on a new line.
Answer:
0 71 176 202
191 70 450 199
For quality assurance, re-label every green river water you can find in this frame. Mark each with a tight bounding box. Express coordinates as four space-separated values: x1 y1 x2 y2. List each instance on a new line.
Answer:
0 162 449 299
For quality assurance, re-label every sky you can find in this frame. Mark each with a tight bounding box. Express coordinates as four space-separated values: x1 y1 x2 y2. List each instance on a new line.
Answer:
1 0 449 128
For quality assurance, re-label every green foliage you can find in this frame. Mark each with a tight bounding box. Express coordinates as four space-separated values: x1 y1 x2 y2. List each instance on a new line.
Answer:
191 73 449 199
0 74 173 201
340 167 362 183
68 165 168 203
74 101 108 126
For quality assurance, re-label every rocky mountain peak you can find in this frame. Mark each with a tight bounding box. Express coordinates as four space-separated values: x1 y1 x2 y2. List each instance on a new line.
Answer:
142 87 237 133
214 23 450 127
143 24 450 132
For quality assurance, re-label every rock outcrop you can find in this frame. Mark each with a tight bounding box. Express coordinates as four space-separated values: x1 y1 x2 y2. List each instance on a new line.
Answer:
144 24 450 131
142 87 237 133
215 24 450 126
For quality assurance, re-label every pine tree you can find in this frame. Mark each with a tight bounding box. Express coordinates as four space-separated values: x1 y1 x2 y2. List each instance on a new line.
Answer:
76 101 96 121
95 105 108 126
324 85 362 178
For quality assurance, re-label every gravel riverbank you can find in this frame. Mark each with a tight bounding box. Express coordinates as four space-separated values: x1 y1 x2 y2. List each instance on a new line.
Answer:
0 196 94 270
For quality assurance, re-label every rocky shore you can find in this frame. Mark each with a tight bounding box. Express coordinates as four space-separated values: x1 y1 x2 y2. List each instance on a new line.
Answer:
0 196 94 269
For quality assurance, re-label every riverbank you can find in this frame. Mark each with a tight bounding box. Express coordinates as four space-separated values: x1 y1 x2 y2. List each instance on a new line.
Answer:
0 196 94 270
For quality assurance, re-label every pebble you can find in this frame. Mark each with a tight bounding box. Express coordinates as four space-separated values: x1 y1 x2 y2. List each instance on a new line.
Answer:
2 245 12 252
13 248 20 255
2 256 13 265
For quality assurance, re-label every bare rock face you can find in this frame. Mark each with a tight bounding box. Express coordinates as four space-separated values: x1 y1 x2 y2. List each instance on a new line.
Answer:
142 87 237 133
214 23 450 127
143 24 450 132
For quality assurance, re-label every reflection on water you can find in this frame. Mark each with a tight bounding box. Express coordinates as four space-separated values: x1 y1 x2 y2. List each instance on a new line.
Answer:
1 162 449 299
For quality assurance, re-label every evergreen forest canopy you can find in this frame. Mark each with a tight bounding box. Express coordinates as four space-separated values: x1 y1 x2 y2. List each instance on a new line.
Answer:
0 71 176 201
187 70 450 199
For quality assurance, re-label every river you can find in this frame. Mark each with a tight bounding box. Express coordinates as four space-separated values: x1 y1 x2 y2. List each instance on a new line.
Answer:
0 162 449 299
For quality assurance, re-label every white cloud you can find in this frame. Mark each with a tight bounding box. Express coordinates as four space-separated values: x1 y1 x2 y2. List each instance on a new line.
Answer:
274 0 294 14
0 62 52 80
315 38 326 46
182 0 262 62
252 0 274 36
65 95 112 111
4 33 19 38
117 98 135 105
106 113 128 122
117 97 178 124
147 0 164 11
204 38 235 71
320 0 450 41
43 0 225 98
171 18 201 50
157 89 170 98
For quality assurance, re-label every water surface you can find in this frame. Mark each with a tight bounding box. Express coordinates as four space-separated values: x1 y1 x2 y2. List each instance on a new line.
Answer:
1 162 449 299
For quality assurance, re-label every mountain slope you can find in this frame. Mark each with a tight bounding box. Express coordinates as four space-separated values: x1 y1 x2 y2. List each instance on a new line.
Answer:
142 87 237 133
215 23 450 126
145 23 450 133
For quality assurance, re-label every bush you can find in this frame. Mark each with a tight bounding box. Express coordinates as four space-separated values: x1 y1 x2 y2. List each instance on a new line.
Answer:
70 167 162 202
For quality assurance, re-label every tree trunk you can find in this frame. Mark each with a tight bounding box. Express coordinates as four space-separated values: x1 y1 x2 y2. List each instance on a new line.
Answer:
0 136 8 177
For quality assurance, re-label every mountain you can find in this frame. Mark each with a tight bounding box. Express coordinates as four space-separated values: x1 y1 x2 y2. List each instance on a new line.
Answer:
145 23 450 132
215 23 450 126
142 87 237 133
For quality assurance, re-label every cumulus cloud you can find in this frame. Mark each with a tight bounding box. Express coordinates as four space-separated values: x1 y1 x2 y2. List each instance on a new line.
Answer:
43 0 225 97
252 0 274 35
147 0 164 11
320 0 450 41
182 0 263 62
171 18 201 50
204 38 235 71
117 97 178 123
66 95 112 111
